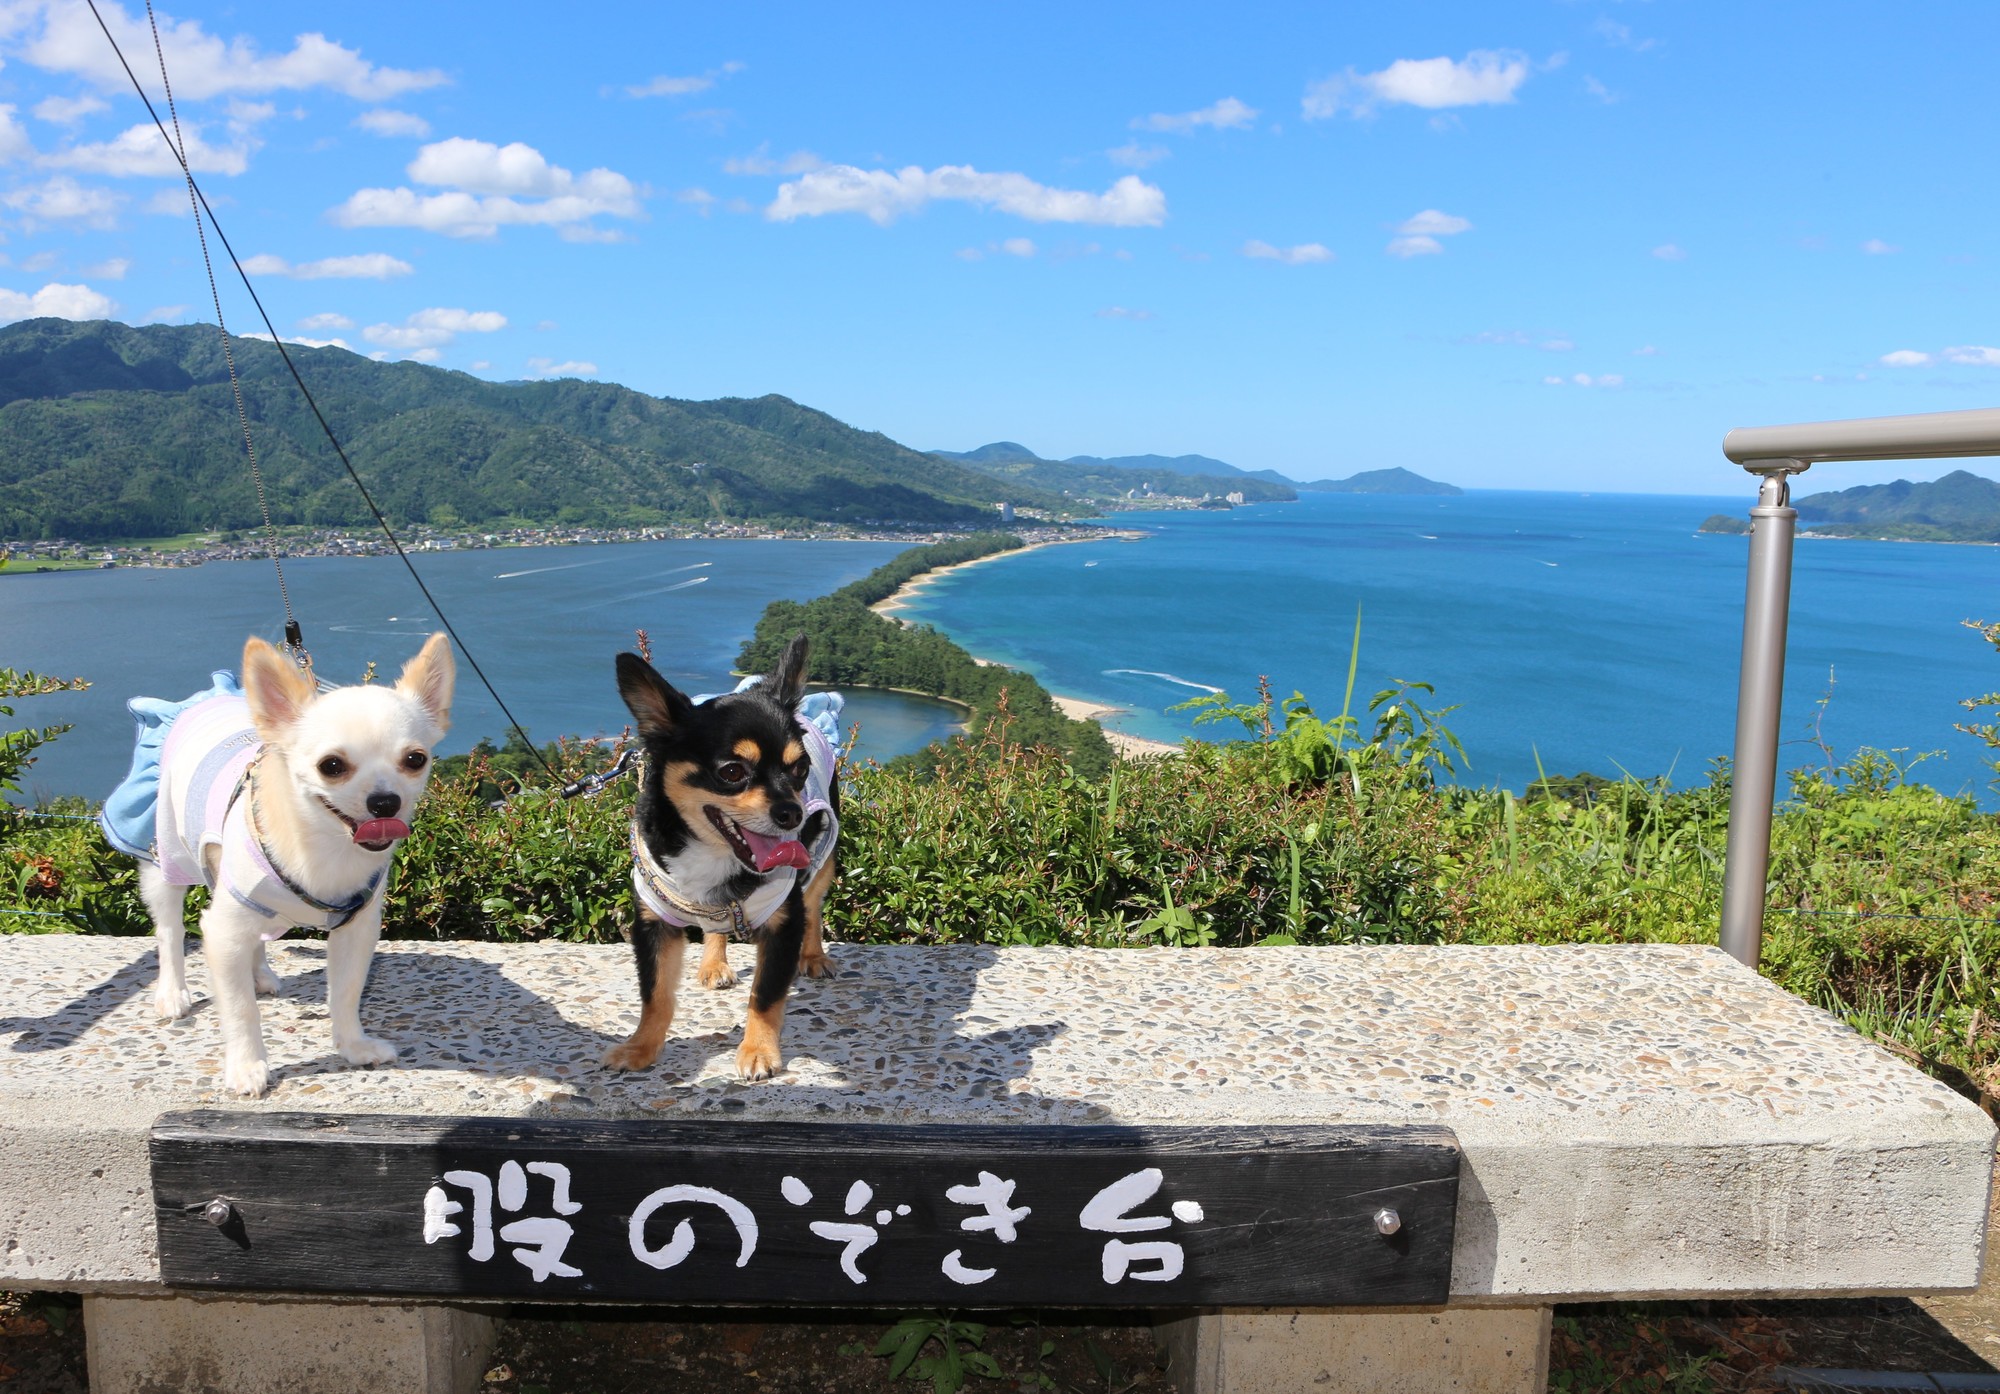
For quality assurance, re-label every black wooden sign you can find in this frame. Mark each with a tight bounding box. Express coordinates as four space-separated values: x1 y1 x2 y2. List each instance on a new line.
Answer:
152 1111 1459 1307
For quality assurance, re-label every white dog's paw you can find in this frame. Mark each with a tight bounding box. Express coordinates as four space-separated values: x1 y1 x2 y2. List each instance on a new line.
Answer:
337 1034 399 1069
153 982 193 1020
253 963 282 996
221 1053 272 1098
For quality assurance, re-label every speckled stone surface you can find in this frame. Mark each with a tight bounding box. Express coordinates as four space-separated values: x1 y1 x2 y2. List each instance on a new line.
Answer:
0 935 1991 1300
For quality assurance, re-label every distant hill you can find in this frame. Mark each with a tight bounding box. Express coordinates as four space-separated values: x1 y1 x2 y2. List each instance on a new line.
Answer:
1295 467 1462 496
1698 470 2000 542
930 441 1296 504
0 319 1080 540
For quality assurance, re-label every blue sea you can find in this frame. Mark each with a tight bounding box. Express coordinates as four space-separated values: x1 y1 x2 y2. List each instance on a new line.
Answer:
7 492 2000 805
1 539 968 802
890 491 2000 800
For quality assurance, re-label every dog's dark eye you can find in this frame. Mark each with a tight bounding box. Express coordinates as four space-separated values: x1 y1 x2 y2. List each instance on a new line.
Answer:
402 750 429 772
788 758 810 787
316 755 348 780
716 761 750 787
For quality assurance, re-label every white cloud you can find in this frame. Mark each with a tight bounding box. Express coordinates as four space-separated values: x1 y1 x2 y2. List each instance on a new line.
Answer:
1594 19 1656 52
1541 338 1573 352
332 137 642 238
240 251 414 280
354 109 431 139
405 347 442 363
1652 243 1687 261
724 145 822 176
82 256 131 279
1583 76 1618 104
527 356 598 378
43 121 251 177
0 280 117 323
1132 97 1258 134
0 105 35 163
625 61 743 100
1633 344 1659 356
1544 372 1623 388
244 330 350 350
1399 209 1471 237
1943 345 2000 367
31 94 105 126
362 306 506 353
677 187 717 215
955 246 983 262
298 311 353 331
1386 209 1470 258
139 303 189 323
767 166 1166 227
1243 239 1332 265
1107 142 1169 170
15 1 448 102
1861 238 1900 255
0 175 123 227
1096 306 1154 320
1879 349 1931 366
143 188 191 216
1305 50 1530 119
1000 237 1036 257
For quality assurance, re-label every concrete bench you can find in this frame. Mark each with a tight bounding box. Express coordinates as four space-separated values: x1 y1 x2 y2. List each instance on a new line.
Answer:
0 935 1991 1393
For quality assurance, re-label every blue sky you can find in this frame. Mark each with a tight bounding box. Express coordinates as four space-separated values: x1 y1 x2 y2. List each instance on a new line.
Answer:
0 1 1993 493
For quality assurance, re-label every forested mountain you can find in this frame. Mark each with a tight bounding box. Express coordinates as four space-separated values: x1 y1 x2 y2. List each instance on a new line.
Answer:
929 440 1296 502
0 319 1077 539
1792 470 2000 542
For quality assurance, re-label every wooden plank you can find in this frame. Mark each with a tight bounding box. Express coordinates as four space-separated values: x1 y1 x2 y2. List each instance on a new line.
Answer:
152 1111 1459 1307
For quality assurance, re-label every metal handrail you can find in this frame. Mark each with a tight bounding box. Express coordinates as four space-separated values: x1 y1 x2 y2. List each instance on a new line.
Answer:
1719 407 2000 967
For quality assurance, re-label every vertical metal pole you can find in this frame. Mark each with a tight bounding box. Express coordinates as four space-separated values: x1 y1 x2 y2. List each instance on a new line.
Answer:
1719 462 1806 966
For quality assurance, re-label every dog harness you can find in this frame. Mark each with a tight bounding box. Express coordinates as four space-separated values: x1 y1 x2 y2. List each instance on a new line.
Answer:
100 674 383 935
630 691 841 936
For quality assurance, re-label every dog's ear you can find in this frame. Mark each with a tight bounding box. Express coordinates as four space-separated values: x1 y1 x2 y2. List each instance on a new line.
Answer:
617 652 694 740
242 636 315 740
395 633 456 733
767 633 810 711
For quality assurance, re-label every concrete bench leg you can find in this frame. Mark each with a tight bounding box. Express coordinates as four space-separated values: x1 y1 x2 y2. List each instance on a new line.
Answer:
83 1293 494 1394
1157 1305 1553 1394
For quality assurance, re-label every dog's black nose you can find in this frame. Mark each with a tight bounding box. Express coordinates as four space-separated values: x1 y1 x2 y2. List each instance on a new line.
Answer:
367 792 402 818
771 800 802 831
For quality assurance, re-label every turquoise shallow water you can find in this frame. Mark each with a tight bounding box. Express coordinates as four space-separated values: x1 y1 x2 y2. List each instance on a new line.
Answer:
892 491 2000 799
1 539 967 801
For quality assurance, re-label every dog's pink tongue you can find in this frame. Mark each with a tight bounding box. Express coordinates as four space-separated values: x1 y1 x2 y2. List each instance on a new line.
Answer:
353 817 410 848
741 826 809 872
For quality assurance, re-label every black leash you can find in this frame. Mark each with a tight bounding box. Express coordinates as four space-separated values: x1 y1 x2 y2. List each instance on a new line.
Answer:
87 0 563 785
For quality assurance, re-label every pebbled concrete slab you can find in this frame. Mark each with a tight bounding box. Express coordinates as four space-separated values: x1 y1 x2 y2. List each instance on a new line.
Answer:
0 936 1991 1300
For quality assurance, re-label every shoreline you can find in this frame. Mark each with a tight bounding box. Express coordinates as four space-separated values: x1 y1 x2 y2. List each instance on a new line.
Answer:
869 529 1147 618
870 533 1183 759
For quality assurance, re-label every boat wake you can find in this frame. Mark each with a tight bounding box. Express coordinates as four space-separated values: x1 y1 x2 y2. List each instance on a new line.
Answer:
578 574 712 610
1104 668 1223 695
494 556 627 580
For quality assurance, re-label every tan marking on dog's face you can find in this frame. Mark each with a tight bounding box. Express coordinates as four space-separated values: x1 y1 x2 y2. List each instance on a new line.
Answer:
781 739 804 767
662 758 771 857
732 739 761 762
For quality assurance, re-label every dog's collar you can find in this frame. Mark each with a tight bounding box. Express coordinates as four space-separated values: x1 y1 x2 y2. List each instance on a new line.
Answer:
629 821 764 937
242 755 383 929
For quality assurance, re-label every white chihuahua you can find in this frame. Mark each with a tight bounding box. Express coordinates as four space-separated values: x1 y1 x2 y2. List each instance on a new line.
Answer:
108 633 454 1097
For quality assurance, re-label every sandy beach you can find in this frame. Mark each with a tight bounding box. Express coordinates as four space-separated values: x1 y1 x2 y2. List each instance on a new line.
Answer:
1051 696 1183 758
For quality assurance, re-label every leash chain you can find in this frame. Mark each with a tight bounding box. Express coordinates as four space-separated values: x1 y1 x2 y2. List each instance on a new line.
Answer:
84 0 561 781
144 0 301 669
